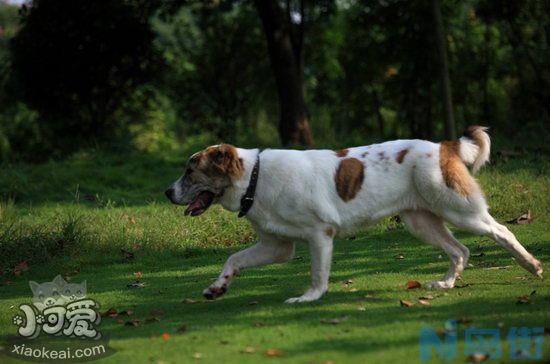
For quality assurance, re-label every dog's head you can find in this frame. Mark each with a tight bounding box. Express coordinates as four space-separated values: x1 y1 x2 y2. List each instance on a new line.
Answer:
165 144 244 216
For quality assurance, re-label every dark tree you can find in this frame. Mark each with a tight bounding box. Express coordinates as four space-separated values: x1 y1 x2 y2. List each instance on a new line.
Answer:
254 0 313 147
431 0 456 139
10 0 162 153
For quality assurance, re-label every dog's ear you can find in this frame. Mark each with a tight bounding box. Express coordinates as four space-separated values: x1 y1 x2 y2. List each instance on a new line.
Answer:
213 147 225 166
210 144 243 179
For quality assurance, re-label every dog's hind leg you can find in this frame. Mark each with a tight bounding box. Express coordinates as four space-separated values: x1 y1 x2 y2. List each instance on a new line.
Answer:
203 231 294 300
401 210 470 289
442 210 543 278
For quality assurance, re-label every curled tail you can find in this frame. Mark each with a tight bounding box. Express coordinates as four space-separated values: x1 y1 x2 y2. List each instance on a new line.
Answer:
458 126 490 173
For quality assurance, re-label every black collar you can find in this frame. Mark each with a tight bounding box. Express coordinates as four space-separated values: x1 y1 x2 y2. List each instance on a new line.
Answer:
238 150 261 218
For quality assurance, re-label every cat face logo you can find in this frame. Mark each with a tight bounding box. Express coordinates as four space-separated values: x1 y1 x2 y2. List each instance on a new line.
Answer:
29 275 87 312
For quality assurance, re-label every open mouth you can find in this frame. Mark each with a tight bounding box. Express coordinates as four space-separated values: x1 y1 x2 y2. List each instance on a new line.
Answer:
184 191 215 216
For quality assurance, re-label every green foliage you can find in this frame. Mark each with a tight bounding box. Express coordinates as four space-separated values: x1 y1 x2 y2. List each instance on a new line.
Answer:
6 0 163 159
152 3 274 142
0 0 548 160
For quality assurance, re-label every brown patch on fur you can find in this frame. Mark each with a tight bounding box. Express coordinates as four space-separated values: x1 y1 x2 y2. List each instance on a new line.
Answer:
439 141 474 196
335 149 349 157
200 144 244 180
396 149 409 164
335 158 365 202
325 227 335 238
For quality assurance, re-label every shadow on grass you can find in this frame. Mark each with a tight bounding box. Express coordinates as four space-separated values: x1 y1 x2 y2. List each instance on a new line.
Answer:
2 228 547 359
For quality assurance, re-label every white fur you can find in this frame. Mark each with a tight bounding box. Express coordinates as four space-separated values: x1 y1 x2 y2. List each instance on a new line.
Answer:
203 130 542 303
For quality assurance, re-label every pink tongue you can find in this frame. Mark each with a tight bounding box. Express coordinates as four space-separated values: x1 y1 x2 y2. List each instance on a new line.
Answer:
185 191 215 216
188 199 203 210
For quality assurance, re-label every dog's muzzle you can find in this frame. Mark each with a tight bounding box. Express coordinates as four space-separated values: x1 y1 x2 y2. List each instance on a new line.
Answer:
165 188 176 203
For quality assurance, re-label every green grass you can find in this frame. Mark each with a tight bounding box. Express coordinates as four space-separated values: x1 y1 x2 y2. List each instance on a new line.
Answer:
0 148 549 363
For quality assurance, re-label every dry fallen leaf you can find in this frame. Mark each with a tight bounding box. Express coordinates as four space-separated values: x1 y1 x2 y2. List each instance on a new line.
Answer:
466 352 489 362
124 319 141 327
357 306 366 311
183 298 199 304
264 349 282 357
133 271 142 278
349 288 359 292
241 347 255 354
406 281 422 289
126 280 146 288
161 332 170 341
506 210 533 225
394 254 405 260
516 295 531 304
118 309 133 316
100 308 118 318
193 352 202 359
418 299 431 306
399 300 414 307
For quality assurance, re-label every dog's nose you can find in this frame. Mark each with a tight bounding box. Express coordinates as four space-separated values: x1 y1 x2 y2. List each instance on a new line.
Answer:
165 188 175 201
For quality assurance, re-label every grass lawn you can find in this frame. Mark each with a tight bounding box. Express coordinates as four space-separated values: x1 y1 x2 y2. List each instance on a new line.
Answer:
0 147 549 363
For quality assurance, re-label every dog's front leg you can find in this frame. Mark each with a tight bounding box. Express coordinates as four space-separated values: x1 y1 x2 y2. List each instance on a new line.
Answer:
285 234 333 303
203 232 294 300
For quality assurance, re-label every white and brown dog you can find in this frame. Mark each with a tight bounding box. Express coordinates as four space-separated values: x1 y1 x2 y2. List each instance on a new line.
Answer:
165 126 543 303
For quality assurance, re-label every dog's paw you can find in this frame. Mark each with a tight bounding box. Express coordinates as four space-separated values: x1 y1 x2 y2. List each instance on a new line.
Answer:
202 285 227 300
425 280 454 289
533 259 543 278
284 289 325 303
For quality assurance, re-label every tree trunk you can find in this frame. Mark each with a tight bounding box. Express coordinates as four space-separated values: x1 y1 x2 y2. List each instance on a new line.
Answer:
431 0 456 140
254 0 313 147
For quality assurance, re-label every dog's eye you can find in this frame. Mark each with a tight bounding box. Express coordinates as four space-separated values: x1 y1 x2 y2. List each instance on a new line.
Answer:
184 168 192 177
